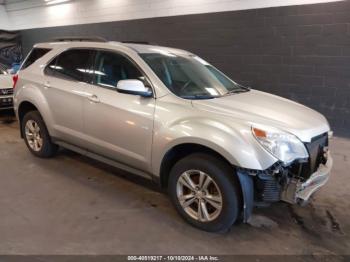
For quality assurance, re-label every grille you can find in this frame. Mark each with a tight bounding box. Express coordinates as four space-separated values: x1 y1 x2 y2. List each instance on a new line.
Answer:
305 133 328 173
0 88 14 96
294 133 329 179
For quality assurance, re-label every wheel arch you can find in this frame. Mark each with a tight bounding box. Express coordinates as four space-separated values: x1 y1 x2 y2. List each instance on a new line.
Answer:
158 142 254 223
158 143 235 189
15 82 56 138
18 101 39 138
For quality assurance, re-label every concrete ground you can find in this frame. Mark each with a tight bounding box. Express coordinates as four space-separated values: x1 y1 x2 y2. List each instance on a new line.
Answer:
0 113 349 256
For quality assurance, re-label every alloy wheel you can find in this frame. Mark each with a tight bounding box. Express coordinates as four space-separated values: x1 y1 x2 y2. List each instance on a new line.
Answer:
25 120 43 152
176 170 223 222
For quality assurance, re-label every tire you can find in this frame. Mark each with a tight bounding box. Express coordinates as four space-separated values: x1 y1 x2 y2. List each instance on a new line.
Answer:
22 110 58 158
168 153 241 233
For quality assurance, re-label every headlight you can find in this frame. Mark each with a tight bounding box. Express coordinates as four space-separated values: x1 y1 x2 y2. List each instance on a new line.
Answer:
252 125 308 164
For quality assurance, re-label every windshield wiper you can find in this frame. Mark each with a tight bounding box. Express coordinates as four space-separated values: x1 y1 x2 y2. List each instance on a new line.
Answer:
181 95 216 100
225 84 250 95
238 84 251 90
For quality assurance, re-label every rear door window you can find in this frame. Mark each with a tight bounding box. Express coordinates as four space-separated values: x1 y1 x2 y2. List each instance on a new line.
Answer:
45 49 95 82
21 48 51 70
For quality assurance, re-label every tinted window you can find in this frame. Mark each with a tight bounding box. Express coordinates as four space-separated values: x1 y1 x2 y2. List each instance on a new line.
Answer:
21 48 51 70
45 49 94 82
44 57 58 77
93 51 143 89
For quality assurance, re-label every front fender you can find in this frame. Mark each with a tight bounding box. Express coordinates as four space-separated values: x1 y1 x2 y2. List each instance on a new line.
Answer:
152 114 277 177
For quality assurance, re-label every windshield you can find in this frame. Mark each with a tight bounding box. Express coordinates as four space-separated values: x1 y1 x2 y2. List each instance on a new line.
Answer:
140 52 249 99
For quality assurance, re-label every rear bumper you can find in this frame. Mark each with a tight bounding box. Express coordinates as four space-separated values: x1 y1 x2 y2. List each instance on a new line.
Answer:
281 152 332 204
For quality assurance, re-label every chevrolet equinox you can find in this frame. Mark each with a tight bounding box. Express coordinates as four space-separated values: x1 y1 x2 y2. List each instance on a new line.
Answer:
14 38 333 232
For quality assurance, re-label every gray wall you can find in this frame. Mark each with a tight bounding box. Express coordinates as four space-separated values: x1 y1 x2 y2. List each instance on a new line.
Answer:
20 1 350 137
0 30 21 67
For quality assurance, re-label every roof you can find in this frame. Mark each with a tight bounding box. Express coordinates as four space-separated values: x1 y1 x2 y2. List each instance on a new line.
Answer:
34 41 191 56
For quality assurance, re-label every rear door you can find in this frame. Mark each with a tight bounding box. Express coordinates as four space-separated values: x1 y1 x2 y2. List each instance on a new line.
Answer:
83 50 156 172
43 48 96 147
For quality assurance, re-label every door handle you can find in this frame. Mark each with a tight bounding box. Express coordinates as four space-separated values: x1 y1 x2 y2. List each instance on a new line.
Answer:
88 94 100 103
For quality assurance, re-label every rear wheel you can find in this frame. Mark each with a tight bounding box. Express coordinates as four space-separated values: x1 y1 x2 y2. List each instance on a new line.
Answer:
22 111 58 158
168 153 241 233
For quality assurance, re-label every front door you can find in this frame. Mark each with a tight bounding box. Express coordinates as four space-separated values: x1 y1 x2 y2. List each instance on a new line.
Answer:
83 50 155 172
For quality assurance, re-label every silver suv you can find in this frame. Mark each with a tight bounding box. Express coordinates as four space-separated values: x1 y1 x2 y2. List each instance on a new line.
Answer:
14 38 333 232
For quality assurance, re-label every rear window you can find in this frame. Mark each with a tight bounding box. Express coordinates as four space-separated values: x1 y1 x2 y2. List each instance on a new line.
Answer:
21 48 51 70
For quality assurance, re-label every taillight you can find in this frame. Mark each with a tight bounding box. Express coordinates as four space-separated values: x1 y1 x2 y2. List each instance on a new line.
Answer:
12 74 18 89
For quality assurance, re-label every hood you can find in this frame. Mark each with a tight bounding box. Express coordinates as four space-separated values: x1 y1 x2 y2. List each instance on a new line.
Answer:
192 89 330 142
0 75 13 89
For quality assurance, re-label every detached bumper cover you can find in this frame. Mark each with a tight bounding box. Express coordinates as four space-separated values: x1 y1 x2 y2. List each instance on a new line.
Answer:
281 152 333 204
296 153 333 201
237 151 332 222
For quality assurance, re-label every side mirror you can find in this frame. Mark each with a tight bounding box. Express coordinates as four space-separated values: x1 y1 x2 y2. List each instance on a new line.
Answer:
116 80 153 97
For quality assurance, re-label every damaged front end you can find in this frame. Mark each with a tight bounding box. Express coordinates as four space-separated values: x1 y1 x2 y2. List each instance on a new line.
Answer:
236 131 332 222
254 132 332 205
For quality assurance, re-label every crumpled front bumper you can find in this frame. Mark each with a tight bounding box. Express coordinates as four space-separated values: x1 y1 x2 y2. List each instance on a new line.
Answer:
281 152 333 204
237 152 332 222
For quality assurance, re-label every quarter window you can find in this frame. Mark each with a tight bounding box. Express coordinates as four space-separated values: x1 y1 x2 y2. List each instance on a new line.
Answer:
45 49 94 82
21 48 51 70
93 51 143 89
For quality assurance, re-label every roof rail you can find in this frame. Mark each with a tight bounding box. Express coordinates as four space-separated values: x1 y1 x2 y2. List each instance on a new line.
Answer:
51 36 108 43
122 41 157 45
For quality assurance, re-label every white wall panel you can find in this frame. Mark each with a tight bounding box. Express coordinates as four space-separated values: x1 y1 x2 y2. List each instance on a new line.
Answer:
1 0 345 30
0 5 9 30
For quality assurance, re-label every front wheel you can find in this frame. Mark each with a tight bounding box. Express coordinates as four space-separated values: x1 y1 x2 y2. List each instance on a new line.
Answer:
168 153 241 233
